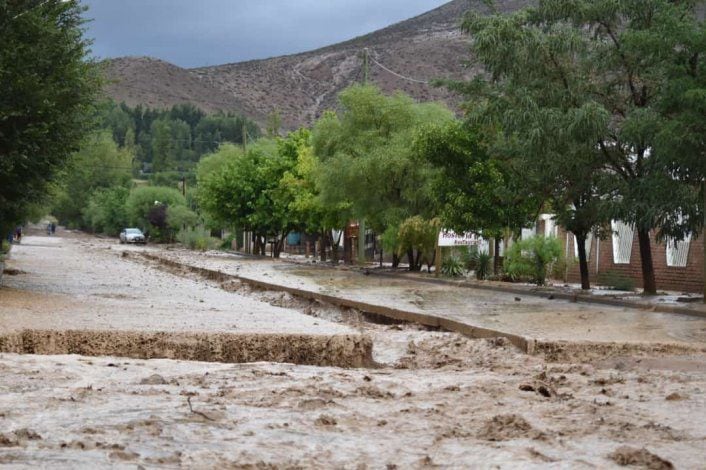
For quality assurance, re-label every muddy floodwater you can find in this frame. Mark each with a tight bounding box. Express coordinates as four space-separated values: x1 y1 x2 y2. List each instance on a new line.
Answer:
1 233 705 467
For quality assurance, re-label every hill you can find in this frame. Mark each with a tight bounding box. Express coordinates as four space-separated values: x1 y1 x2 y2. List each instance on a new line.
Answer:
102 0 531 129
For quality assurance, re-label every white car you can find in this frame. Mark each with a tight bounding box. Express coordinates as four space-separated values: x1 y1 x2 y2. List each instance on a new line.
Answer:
119 228 146 244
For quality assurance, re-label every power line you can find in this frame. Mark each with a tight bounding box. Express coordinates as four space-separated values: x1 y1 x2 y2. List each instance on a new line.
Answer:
368 50 431 85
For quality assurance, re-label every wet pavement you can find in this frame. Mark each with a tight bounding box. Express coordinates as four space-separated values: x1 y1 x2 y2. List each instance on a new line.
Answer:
155 249 706 346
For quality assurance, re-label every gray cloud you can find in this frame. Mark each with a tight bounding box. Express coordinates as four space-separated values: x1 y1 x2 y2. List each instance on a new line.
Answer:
82 0 450 68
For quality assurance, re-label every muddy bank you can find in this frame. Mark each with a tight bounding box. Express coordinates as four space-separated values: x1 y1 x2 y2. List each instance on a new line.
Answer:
0 329 373 368
531 339 706 363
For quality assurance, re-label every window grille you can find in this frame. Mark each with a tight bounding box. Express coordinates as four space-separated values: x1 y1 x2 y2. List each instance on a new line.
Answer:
611 220 634 264
666 235 690 268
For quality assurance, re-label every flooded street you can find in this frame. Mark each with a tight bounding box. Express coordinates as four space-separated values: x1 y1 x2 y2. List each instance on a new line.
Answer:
1 233 705 467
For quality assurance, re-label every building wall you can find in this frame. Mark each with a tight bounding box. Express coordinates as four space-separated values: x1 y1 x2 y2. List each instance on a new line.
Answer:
557 226 704 293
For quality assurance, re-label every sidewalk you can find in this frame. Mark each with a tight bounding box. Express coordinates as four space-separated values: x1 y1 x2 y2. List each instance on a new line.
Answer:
151 249 706 356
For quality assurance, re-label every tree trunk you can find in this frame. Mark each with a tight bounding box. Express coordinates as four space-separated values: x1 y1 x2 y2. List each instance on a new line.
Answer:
379 247 383 267
637 228 657 295
575 232 591 290
319 230 327 262
392 252 400 268
407 249 415 271
493 237 501 274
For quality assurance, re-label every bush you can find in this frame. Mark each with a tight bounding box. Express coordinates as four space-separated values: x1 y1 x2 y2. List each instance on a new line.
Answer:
125 186 186 242
82 186 130 236
504 236 562 286
176 227 220 251
475 251 492 280
441 255 465 277
597 271 636 291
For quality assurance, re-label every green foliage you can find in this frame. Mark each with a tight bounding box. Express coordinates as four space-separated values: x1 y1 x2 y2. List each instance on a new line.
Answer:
457 0 705 293
125 186 186 240
381 224 401 257
82 187 130 236
474 251 492 281
397 216 440 271
0 0 100 234
414 121 537 239
313 85 453 234
441 255 465 278
94 102 260 179
167 205 199 231
504 236 562 286
197 137 297 256
176 227 220 251
597 272 636 292
52 131 133 228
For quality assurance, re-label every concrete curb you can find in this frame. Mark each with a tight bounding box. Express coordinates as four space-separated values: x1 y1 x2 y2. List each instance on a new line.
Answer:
141 253 706 360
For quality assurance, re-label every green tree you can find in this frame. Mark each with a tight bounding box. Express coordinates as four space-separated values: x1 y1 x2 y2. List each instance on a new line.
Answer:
312 85 453 268
278 129 351 261
52 131 133 228
198 139 296 257
505 236 562 286
414 121 539 273
0 0 100 236
458 0 701 294
125 186 186 241
83 186 130 236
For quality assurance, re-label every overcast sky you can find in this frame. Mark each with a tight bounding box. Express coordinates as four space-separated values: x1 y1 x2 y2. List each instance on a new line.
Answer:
81 0 451 68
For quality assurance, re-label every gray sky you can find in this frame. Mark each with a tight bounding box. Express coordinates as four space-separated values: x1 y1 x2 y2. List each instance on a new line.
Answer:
81 0 451 68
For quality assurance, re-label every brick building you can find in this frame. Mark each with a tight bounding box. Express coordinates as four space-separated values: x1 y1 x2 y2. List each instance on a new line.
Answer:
539 217 704 293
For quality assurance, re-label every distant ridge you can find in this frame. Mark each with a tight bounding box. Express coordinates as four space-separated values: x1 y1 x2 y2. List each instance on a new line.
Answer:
102 0 532 129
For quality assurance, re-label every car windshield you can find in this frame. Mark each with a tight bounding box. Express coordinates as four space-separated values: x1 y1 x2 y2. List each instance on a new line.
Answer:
126 229 142 235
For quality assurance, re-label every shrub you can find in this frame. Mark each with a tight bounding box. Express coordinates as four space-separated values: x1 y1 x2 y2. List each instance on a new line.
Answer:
82 186 129 236
441 255 465 278
125 186 186 242
475 252 492 280
504 236 562 286
597 271 636 291
176 227 220 251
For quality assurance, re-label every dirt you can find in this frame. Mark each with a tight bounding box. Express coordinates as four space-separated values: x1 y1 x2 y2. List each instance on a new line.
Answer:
609 446 674 469
0 329 373 368
1 232 705 466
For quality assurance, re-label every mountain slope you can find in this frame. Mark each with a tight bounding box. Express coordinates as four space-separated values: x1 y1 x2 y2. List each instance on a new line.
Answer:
103 0 531 129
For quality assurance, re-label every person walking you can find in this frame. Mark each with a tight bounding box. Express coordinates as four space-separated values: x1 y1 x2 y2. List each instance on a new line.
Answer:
14 226 22 244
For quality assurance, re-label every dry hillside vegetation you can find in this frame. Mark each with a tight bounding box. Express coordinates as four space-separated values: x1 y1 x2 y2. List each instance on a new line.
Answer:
102 0 532 129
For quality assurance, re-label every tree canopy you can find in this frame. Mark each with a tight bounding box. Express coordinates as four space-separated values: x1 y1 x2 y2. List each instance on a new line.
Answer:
454 0 705 292
0 0 100 235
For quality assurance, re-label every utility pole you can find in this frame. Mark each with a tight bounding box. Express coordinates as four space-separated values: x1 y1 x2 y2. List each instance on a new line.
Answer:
362 47 369 85
242 123 248 152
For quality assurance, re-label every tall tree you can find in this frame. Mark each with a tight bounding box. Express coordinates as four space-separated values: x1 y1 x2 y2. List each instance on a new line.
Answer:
312 85 453 268
0 0 99 235
414 121 540 273
458 0 702 293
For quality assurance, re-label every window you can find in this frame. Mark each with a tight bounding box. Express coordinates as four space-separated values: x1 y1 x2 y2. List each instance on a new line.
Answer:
666 235 691 268
611 220 634 264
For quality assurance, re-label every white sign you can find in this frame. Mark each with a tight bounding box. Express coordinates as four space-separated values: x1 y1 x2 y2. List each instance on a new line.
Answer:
438 230 481 247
